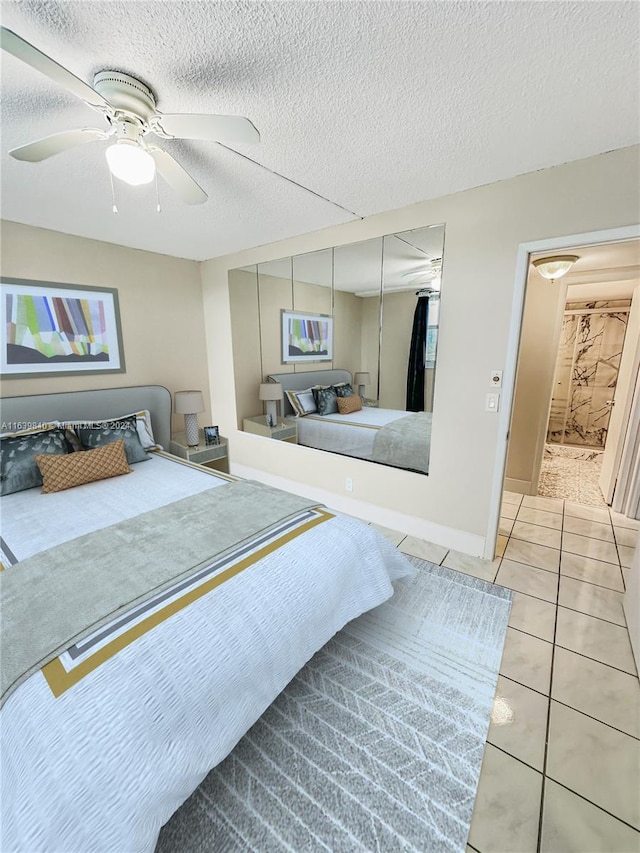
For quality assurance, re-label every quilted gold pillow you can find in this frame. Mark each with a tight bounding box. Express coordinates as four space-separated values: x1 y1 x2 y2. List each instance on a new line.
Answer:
35 439 132 494
337 393 363 415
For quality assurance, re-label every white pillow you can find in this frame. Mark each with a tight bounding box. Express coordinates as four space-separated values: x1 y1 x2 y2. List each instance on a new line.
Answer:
132 409 162 450
286 388 317 417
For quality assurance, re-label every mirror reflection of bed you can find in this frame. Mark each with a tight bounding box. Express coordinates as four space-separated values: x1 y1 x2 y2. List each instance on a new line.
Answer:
269 368 432 474
229 224 445 476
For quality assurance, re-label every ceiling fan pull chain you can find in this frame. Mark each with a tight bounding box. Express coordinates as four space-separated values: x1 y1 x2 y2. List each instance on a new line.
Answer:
109 169 118 214
155 170 161 213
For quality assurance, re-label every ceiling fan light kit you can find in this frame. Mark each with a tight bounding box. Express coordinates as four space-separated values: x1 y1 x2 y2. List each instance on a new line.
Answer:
105 141 155 186
1 26 261 207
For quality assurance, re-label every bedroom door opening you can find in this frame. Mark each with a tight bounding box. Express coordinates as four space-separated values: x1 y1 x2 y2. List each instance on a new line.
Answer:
537 285 633 506
484 224 640 560
513 238 638 505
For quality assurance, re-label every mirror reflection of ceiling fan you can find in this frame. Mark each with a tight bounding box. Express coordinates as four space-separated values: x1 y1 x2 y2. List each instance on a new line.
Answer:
401 257 443 288
1 26 261 205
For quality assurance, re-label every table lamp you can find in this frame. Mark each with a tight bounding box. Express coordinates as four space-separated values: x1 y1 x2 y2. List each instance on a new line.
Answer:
259 382 283 427
354 372 370 401
174 390 205 447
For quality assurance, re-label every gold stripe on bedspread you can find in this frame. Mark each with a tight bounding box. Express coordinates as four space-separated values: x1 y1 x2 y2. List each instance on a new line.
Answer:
42 508 333 698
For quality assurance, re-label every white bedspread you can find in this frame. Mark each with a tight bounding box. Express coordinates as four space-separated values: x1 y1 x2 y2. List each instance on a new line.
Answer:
0 456 412 853
295 407 408 460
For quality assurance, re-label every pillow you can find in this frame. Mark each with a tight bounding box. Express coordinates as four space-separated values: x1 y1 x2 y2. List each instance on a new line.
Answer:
333 382 355 398
35 440 132 494
0 426 70 496
75 415 150 464
65 410 161 452
314 386 338 416
286 388 317 417
337 393 363 415
129 409 161 450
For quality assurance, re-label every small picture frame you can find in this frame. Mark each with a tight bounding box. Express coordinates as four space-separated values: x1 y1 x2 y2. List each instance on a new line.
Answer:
203 425 220 446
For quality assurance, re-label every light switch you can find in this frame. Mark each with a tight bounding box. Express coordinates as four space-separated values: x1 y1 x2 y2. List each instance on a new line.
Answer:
490 370 503 388
486 392 500 412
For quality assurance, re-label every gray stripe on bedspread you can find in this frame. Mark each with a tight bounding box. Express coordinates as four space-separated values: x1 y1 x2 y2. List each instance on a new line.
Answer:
67 509 318 659
0 537 18 568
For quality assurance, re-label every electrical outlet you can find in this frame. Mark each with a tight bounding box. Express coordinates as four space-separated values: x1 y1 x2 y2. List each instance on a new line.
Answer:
345 477 353 492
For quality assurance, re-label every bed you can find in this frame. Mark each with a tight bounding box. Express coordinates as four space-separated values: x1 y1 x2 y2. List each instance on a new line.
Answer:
0 385 413 853
268 369 432 474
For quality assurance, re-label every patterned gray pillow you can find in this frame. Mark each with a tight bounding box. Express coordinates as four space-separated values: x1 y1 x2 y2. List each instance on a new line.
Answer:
0 428 70 495
333 382 355 398
314 386 338 416
76 416 149 464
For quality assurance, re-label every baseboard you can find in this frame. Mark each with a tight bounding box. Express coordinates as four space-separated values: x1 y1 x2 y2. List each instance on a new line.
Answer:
232 464 487 558
503 477 534 495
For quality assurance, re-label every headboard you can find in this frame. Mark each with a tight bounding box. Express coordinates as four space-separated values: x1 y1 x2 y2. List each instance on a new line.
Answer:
0 385 172 449
267 369 352 417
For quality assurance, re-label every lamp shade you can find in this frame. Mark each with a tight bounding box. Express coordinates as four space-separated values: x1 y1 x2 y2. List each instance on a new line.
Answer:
532 255 579 281
354 372 370 387
259 383 283 401
174 390 205 414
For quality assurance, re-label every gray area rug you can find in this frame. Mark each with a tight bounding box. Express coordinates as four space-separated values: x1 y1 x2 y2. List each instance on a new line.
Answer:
156 557 512 853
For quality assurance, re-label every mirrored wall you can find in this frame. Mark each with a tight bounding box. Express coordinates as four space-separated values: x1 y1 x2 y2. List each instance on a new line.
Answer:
228 224 445 474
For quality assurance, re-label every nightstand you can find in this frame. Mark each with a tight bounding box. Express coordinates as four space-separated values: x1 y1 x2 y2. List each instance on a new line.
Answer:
170 431 229 473
243 415 297 443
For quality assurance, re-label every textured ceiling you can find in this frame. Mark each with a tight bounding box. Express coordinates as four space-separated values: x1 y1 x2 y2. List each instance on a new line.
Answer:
1 1 638 261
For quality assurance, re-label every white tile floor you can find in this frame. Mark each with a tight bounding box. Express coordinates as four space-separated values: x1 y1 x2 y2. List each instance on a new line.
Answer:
373 492 640 853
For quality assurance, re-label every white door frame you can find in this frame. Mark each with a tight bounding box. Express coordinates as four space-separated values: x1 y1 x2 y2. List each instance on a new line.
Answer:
484 223 640 560
612 368 640 517
600 285 640 502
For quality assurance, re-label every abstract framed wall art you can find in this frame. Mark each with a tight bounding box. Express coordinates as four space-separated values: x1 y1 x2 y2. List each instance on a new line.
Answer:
281 309 333 364
1 278 126 378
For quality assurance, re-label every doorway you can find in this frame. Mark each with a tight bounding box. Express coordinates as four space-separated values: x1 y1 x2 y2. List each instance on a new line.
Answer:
504 237 639 507
539 291 632 505
484 224 640 561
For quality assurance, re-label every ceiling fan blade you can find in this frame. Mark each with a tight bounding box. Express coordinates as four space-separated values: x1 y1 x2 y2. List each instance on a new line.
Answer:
150 148 208 205
10 128 108 162
150 113 260 145
1 26 112 112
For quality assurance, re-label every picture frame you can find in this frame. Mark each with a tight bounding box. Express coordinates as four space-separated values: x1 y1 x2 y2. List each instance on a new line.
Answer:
281 309 333 364
203 425 220 446
1 277 125 378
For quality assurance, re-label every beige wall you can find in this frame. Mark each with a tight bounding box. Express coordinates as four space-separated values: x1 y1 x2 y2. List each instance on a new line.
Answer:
201 146 640 550
505 272 566 493
228 267 262 427
334 289 363 378
0 221 211 434
379 290 416 410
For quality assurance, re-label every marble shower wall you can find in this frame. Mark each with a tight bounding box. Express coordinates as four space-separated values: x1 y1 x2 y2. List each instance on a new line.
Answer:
547 300 630 448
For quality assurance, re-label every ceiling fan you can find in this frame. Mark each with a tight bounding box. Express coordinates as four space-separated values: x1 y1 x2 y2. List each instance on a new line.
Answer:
0 26 261 205
401 257 443 285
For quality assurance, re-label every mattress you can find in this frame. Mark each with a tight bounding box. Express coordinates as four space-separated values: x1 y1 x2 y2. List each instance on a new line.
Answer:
295 407 408 460
0 452 413 852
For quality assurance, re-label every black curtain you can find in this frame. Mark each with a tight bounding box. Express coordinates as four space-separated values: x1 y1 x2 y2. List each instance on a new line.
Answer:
405 296 430 412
